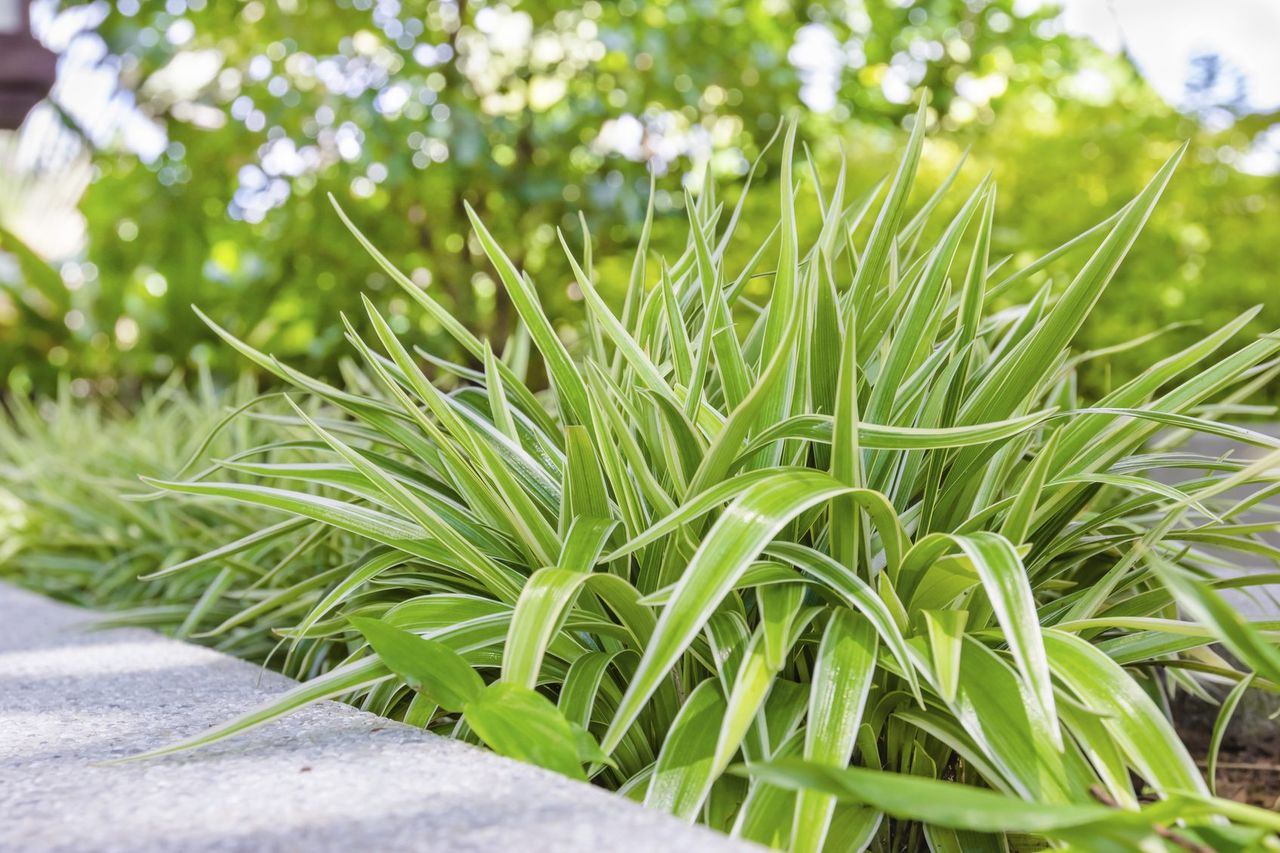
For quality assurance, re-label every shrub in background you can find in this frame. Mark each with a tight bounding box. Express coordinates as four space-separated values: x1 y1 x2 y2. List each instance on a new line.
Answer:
14 107 1280 848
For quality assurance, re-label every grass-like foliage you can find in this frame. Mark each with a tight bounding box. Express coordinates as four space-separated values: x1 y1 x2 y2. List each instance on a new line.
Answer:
34 106 1280 848
0 375 331 655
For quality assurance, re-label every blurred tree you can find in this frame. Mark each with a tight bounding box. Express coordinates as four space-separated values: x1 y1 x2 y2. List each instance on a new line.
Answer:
1 0 1277 400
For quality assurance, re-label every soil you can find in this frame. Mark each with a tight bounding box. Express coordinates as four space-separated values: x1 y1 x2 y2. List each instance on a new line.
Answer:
1174 692 1280 809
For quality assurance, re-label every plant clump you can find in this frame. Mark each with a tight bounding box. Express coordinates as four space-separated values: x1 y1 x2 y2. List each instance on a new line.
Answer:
20 105 1280 850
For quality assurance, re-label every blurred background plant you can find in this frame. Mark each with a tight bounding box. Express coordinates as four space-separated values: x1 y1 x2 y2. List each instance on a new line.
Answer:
0 370 359 668
1 0 1278 399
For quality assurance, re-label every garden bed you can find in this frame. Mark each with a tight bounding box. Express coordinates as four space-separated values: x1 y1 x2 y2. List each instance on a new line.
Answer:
1178 690 1280 810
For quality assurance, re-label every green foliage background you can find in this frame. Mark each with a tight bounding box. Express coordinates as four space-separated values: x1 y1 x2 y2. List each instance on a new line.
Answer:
1 0 1277 398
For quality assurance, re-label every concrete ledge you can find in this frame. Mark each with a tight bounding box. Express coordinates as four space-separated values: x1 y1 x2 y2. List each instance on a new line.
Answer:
1152 430 1280 620
0 583 751 852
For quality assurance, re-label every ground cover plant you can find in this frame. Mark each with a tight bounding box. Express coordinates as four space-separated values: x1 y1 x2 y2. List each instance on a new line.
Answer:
11 105 1280 849
0 375 360 666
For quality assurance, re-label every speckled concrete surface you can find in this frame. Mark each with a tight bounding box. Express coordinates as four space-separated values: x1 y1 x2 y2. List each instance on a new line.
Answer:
0 583 750 852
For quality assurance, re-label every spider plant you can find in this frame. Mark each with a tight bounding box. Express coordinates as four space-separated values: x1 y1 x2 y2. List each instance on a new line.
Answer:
0 373 355 665
132 105 1280 849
